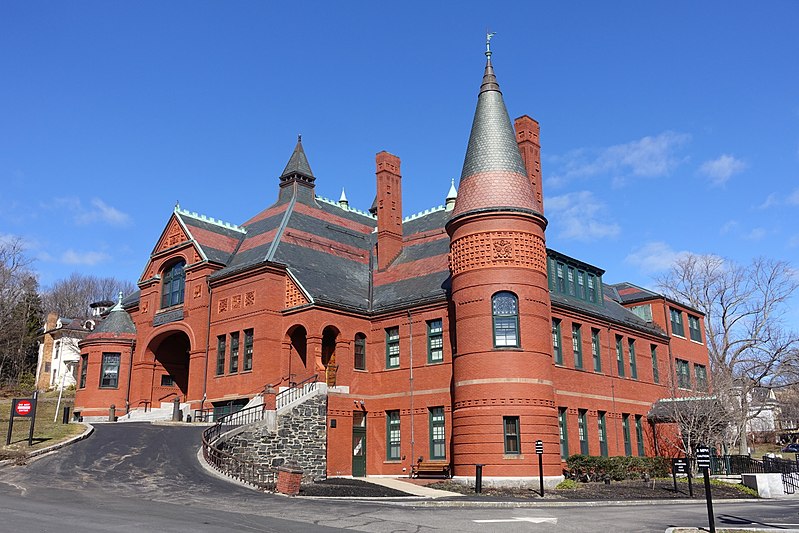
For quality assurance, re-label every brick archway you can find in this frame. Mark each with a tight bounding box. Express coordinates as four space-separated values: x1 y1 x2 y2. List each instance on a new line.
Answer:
146 330 191 401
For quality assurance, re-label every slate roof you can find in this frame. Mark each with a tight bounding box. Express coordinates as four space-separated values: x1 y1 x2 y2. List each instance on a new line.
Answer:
86 298 136 338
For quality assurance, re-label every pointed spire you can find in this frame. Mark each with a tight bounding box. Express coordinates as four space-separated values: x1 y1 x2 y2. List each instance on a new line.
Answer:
279 134 315 187
339 187 349 207
451 39 536 219
445 178 458 211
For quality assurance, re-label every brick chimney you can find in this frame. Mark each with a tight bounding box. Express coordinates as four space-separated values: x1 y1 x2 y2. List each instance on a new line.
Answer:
375 151 403 270
514 115 543 213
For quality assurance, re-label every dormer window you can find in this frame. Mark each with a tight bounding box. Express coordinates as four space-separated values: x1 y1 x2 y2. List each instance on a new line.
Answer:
161 260 185 308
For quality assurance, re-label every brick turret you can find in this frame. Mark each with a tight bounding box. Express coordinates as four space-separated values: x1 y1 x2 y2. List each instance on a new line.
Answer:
446 45 559 482
514 115 543 213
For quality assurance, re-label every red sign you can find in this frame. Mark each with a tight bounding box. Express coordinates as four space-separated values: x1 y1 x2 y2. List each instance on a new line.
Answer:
15 400 33 417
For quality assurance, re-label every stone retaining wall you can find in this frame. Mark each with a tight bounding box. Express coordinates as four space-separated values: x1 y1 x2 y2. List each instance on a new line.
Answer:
222 392 327 481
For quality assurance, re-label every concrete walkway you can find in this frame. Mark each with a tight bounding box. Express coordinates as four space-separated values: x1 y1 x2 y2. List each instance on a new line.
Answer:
360 477 463 498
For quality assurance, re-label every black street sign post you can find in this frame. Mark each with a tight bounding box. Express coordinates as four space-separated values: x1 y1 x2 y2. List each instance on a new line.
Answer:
6 394 38 446
535 439 544 497
696 446 715 533
672 457 693 497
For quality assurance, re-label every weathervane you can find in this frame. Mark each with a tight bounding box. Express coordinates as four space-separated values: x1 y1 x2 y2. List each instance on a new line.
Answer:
486 31 496 58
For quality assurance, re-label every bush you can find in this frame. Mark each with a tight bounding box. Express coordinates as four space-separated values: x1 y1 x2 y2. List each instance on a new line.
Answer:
565 454 670 482
556 479 579 490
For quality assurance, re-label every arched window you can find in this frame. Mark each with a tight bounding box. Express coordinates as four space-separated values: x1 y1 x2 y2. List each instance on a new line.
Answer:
161 260 185 308
492 291 519 348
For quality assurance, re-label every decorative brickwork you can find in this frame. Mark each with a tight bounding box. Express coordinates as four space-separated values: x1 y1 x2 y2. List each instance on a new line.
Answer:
285 277 309 308
232 294 242 310
449 230 546 275
158 218 188 252
193 284 202 299
245 291 255 307
218 298 228 314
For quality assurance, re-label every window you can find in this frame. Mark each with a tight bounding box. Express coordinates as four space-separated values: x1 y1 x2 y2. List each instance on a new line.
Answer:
577 271 586 299
578 409 589 454
572 323 583 369
622 414 632 456
556 263 565 292
688 315 702 343
100 352 121 388
160 375 174 387
552 319 563 365
628 339 637 379
79 354 88 389
386 327 400 368
354 333 366 370
54 341 60 360
229 332 239 373
635 415 645 456
616 335 625 377
587 275 597 303
598 411 608 457
161 260 186 308
630 304 653 322
567 267 575 296
651 345 660 383
670 307 685 337
591 329 602 372
695 363 708 391
386 410 401 460
676 359 691 389
503 416 520 454
215 335 226 376
492 292 519 347
243 329 253 371
427 319 443 363
429 407 445 460
558 407 569 459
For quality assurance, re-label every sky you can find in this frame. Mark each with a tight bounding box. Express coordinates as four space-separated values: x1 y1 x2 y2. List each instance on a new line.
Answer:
2 2 798 301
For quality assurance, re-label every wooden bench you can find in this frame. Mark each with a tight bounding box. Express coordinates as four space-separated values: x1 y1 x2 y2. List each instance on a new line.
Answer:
411 460 451 478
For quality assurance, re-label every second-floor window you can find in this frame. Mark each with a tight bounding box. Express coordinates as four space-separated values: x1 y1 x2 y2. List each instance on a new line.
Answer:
386 327 400 368
553 319 563 365
427 319 443 363
215 335 226 376
354 333 366 370
492 292 519 347
161 260 186 308
591 328 601 372
676 358 691 389
688 315 702 343
229 332 240 373
243 329 253 371
695 363 708 391
572 323 583 369
670 308 685 337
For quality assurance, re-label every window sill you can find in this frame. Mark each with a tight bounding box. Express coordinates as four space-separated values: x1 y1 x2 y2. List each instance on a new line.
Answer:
384 460 403 464
672 333 686 339
690 339 704 345
503 454 525 460
493 347 523 351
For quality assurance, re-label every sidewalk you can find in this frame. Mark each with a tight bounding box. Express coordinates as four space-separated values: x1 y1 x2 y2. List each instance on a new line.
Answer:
359 477 464 498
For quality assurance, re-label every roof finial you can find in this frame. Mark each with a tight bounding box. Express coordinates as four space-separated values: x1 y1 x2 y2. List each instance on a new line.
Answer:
117 291 123 305
298 134 302 143
486 31 496 59
175 200 180 211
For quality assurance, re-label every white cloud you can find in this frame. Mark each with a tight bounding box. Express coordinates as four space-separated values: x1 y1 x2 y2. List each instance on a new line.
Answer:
60 249 110 265
547 191 621 241
625 242 691 275
698 154 746 187
546 131 690 188
719 220 738 235
742 227 767 241
758 193 779 209
45 196 131 226
787 189 799 205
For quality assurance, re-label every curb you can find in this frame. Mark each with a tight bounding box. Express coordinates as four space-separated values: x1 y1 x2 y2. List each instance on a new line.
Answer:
0 423 94 467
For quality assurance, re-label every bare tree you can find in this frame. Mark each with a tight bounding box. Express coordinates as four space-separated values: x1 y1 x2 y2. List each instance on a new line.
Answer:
657 254 799 454
43 273 135 318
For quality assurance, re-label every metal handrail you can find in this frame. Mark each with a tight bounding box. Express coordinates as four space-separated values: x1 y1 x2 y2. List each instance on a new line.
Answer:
276 374 318 410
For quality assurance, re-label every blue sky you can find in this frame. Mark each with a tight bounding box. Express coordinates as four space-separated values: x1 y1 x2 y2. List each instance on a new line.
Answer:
2 2 798 297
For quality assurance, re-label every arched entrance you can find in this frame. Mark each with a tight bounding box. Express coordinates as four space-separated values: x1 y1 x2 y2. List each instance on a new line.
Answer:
322 326 339 386
288 325 307 386
149 331 191 401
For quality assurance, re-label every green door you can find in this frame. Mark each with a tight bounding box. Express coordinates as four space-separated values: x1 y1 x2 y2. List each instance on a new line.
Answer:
352 412 366 477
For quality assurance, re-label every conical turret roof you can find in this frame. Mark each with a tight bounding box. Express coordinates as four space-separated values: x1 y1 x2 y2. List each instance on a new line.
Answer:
452 53 536 219
89 292 136 337
279 135 315 186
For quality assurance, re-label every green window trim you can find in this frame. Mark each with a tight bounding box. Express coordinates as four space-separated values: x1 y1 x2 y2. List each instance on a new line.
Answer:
598 411 608 457
429 407 446 460
492 292 520 348
553 319 563 365
215 335 226 376
688 315 702 343
578 409 589 455
79 354 88 389
651 345 660 383
229 331 239 374
386 327 400 368
616 335 625 377
628 339 637 379
427 319 444 363
243 329 253 372
591 328 602 372
386 410 401 460
635 415 646 456
160 260 185 309
676 358 691 389
558 407 569 459
572 323 583 369
670 308 685 337
695 363 708 391
503 416 521 454
99 352 121 389
622 414 632 456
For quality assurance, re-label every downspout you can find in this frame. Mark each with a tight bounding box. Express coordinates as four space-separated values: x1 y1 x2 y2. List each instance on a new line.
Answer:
660 300 675 457
607 321 618 454
125 340 135 414
202 278 213 414
407 310 414 470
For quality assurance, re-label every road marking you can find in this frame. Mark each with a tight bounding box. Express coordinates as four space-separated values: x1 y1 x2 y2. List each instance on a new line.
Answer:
473 517 558 524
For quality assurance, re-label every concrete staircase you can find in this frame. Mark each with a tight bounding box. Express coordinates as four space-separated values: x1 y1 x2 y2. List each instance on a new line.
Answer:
117 402 190 422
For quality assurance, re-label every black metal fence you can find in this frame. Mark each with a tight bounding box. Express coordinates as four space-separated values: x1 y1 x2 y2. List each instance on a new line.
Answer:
707 453 799 495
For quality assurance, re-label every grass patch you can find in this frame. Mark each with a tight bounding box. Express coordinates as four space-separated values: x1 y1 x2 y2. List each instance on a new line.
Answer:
709 479 759 498
0 389 85 455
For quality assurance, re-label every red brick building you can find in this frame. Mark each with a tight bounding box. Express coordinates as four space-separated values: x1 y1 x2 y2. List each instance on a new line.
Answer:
75 49 710 484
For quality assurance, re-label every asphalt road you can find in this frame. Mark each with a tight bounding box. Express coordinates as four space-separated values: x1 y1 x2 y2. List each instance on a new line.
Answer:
1 423 798 532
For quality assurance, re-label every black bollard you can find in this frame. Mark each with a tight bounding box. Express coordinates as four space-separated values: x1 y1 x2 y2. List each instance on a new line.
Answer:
62 406 70 424
475 464 484 494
